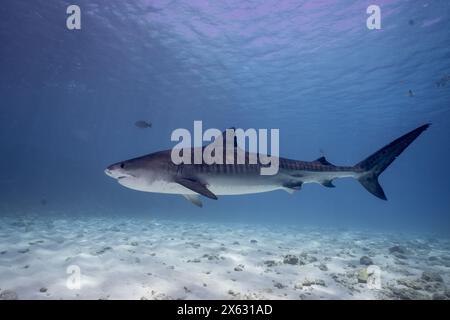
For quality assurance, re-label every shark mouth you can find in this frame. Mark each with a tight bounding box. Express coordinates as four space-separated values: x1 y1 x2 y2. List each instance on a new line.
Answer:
117 174 136 180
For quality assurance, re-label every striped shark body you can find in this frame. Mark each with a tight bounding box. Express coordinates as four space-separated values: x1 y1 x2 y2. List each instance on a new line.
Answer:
105 124 429 207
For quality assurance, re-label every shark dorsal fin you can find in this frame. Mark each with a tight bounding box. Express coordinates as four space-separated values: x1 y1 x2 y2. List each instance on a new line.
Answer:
220 127 238 149
202 127 247 165
314 156 334 166
203 127 238 149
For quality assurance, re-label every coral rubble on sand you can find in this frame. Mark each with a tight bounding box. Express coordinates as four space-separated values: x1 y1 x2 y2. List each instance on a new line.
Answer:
0 215 449 300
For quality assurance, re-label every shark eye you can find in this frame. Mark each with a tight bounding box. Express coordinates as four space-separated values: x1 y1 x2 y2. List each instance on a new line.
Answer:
120 163 125 169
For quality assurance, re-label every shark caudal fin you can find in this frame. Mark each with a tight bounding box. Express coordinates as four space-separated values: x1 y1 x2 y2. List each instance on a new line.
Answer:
355 124 430 200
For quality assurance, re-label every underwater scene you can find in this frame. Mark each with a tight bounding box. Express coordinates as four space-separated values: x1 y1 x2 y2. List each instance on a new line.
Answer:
0 0 450 300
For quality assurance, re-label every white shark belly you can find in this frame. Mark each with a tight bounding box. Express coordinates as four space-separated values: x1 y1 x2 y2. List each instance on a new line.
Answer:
120 176 280 195
118 169 360 196
204 176 281 195
160 182 279 195
208 184 279 195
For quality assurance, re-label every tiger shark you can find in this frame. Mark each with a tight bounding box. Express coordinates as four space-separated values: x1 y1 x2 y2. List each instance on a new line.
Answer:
105 124 429 207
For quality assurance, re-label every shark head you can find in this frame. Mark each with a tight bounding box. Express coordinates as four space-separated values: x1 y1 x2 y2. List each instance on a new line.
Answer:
105 161 136 179
105 151 173 192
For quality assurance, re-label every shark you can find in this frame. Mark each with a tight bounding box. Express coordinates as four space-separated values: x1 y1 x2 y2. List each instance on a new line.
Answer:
105 124 429 207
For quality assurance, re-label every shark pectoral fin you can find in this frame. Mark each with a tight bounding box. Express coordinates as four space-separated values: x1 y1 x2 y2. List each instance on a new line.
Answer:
182 194 203 207
321 180 335 188
175 178 218 200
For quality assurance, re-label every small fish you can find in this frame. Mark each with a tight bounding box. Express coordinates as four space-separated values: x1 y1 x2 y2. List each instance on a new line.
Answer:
436 75 450 87
408 19 415 26
135 120 152 129
408 89 414 97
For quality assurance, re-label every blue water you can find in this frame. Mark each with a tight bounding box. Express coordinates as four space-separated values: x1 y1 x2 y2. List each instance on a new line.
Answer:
1 0 449 234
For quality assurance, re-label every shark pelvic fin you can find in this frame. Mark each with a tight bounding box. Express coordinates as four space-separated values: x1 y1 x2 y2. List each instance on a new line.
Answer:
175 177 218 200
182 194 203 207
282 187 297 194
282 182 303 193
321 180 335 188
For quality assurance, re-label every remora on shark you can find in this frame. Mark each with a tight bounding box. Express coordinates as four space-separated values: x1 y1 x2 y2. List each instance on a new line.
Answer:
105 124 430 207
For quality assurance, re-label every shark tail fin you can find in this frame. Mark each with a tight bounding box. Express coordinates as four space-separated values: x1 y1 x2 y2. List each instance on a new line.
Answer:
355 124 430 200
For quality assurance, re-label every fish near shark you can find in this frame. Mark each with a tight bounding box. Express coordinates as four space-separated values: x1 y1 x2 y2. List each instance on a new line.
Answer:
105 124 430 207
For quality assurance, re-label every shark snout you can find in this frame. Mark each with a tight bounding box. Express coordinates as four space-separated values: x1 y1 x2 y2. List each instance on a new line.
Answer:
105 163 137 180
104 163 123 179
104 168 114 177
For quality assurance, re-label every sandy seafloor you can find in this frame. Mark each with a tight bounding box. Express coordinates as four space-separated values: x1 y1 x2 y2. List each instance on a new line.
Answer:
0 214 449 300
